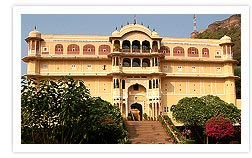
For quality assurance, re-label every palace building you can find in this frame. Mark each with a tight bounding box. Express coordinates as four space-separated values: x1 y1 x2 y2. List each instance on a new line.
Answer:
22 23 239 121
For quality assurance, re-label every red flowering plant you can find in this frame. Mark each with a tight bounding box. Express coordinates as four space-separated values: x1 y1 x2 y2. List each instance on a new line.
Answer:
206 116 235 144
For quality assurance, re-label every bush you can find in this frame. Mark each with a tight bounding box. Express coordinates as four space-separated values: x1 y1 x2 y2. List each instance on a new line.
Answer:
21 77 127 144
185 139 195 144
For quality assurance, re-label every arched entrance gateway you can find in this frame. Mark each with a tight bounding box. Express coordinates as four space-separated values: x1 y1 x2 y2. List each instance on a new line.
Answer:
131 103 142 121
128 83 147 121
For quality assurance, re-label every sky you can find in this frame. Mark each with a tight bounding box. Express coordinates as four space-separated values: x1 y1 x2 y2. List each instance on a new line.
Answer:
21 14 232 74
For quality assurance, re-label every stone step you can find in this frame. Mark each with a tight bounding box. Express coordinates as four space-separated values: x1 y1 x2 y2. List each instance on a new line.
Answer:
125 121 174 144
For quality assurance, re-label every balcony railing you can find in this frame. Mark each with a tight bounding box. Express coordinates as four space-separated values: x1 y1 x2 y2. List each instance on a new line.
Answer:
112 48 163 54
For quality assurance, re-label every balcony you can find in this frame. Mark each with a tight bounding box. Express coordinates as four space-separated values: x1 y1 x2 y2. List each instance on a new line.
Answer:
112 48 161 54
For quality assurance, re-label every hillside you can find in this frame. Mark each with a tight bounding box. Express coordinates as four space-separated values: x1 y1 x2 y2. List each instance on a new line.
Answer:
192 14 241 65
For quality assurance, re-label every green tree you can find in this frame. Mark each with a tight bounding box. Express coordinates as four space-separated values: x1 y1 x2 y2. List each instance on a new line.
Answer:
21 76 127 144
170 95 240 143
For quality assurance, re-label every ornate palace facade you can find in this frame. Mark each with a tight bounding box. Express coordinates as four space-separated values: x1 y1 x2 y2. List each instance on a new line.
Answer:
23 23 238 120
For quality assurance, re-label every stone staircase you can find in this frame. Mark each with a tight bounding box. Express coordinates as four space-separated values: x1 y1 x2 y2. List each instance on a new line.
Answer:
125 121 174 144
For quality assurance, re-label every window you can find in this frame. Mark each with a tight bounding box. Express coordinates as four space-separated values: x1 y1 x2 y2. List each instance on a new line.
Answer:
164 107 169 112
177 66 182 71
122 80 125 89
71 64 76 70
156 79 159 88
133 84 139 90
67 44 79 54
41 64 48 70
192 66 196 71
43 47 48 52
102 65 106 70
55 44 63 54
149 80 152 89
87 64 92 70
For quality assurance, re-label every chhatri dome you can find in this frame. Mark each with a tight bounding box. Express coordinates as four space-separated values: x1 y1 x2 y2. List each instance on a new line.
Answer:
28 26 41 38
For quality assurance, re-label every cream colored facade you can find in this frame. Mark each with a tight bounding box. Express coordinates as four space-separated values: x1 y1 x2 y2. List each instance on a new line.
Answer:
23 23 239 121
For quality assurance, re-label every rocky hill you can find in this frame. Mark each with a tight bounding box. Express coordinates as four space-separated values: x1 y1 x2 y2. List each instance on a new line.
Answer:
192 14 241 65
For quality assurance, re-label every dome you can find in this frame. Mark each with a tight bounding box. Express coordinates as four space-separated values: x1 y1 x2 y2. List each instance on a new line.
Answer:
28 28 41 38
220 35 231 43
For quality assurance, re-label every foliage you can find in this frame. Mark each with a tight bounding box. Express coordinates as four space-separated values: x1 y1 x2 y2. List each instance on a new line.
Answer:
185 139 195 144
163 115 185 143
170 95 241 127
206 116 235 143
142 113 148 120
158 116 177 144
21 76 127 144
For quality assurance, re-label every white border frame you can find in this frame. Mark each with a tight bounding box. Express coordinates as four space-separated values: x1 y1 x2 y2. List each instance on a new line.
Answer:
13 5 249 153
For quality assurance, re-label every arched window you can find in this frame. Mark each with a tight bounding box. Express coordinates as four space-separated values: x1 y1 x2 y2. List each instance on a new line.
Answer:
142 58 150 67
188 47 199 57
55 44 63 54
160 46 170 56
122 40 130 52
202 48 209 57
122 58 131 67
152 41 158 52
83 44 95 55
132 40 140 53
142 40 150 53
114 40 120 51
173 46 184 56
67 44 80 54
99 45 111 55
132 58 140 67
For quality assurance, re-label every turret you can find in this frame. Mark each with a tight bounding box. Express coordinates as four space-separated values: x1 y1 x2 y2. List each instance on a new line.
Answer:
219 35 234 59
25 27 43 56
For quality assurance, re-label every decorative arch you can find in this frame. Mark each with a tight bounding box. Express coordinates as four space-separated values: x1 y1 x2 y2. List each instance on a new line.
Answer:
173 46 185 56
142 40 150 53
99 45 111 55
152 41 158 52
202 48 210 57
142 58 150 67
132 58 140 67
83 44 95 55
122 58 131 67
188 47 199 57
55 44 63 54
132 40 140 53
160 46 170 56
67 44 80 54
131 103 143 121
113 40 120 51
122 40 130 52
